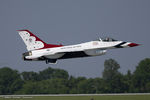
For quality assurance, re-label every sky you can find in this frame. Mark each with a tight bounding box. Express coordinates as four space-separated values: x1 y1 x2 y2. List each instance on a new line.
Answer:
0 0 149 78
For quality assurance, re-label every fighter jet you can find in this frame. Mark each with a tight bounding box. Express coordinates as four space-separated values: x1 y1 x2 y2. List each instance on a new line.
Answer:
18 30 139 64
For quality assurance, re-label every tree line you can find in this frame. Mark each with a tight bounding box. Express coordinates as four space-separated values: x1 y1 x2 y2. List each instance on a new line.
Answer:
0 58 150 94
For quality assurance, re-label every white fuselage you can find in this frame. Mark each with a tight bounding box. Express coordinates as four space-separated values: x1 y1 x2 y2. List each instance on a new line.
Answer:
26 40 127 60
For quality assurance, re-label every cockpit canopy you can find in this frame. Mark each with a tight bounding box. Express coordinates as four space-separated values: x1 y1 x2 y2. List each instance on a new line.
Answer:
98 37 117 42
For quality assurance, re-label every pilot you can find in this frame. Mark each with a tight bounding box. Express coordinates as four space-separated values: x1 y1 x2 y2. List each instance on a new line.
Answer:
105 38 109 41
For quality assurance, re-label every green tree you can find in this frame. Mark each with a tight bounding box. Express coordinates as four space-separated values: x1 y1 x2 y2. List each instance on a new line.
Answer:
20 78 69 94
132 58 150 92
67 76 77 93
77 78 103 94
52 68 69 79
68 76 86 94
123 70 134 93
0 67 23 94
21 71 39 81
103 59 120 80
145 82 150 92
39 67 69 80
102 59 126 93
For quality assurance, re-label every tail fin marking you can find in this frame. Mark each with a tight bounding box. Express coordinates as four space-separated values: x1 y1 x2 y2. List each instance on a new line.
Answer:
18 30 63 51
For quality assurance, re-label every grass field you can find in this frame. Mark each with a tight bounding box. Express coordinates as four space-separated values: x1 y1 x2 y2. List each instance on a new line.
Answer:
0 95 150 100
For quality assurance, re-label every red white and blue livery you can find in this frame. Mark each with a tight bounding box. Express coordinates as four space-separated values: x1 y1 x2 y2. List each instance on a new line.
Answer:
18 30 139 64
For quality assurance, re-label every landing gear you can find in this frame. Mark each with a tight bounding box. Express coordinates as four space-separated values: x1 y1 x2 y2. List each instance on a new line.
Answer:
45 59 57 64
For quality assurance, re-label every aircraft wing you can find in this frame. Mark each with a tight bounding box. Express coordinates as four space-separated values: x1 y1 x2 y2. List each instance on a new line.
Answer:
42 47 87 61
53 48 85 55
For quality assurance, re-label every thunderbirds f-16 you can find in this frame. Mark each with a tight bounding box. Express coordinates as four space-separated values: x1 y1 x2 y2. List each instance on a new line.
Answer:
18 30 139 64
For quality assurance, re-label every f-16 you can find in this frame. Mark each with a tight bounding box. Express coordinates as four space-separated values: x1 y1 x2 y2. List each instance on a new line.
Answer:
18 30 139 64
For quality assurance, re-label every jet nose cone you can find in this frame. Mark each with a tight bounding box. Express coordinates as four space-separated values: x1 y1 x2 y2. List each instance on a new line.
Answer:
128 43 140 47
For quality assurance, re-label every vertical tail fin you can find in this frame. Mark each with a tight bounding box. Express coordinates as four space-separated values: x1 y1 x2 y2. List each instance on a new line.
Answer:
18 30 63 51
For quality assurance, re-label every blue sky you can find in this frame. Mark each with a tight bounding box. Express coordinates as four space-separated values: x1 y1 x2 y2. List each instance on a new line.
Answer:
0 0 149 78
